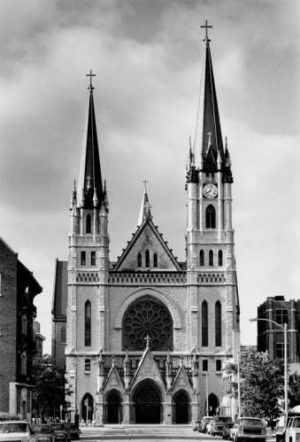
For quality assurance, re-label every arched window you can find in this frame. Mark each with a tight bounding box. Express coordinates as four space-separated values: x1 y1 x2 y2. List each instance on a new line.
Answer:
137 253 142 267
86 214 92 234
85 301 91 347
153 253 158 268
21 315 27 335
145 250 150 267
61 326 66 344
206 205 216 229
215 301 222 347
209 250 214 266
218 250 223 266
202 301 208 347
199 250 204 266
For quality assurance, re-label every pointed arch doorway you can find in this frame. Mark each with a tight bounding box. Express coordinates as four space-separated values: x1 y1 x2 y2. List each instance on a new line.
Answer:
173 390 190 423
132 381 162 424
106 390 123 424
208 393 219 416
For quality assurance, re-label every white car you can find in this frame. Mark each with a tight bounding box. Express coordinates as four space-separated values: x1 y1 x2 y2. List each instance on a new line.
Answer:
0 421 34 442
285 416 300 442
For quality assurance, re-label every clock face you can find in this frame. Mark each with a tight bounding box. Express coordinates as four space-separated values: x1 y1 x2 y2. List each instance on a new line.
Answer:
203 183 218 199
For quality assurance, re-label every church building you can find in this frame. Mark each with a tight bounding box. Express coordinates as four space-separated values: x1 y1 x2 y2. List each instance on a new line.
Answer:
57 26 240 425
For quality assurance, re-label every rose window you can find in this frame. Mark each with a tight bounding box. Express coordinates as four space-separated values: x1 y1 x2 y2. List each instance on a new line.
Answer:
122 297 173 351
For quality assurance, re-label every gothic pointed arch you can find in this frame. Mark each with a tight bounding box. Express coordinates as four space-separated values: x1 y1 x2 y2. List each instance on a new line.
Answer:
200 249 204 266
206 204 216 228
122 295 173 351
85 300 91 346
81 393 94 423
209 249 214 266
215 300 222 346
218 249 223 266
105 389 123 424
86 214 92 233
208 393 219 416
173 389 190 424
132 380 162 424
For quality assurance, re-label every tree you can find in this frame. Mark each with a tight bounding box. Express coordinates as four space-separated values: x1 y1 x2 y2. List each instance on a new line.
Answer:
32 354 71 421
240 351 284 427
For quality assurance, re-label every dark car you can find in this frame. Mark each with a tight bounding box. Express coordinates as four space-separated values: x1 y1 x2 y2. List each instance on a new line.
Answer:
230 417 266 442
222 422 234 439
51 424 70 442
35 424 55 442
209 416 233 436
66 424 80 441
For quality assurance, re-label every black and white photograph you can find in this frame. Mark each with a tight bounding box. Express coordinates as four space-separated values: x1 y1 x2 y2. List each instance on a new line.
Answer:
0 1 299 441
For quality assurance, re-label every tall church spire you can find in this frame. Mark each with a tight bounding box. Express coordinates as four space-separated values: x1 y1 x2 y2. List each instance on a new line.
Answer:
77 70 104 209
193 21 225 172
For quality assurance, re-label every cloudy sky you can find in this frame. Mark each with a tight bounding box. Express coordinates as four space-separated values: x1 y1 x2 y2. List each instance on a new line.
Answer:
0 0 299 354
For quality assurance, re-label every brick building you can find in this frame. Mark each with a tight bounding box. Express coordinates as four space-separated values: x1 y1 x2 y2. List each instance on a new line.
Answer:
257 296 300 364
0 238 42 419
53 30 241 424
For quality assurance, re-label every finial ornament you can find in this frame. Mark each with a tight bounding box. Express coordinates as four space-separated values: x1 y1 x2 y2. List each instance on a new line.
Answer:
86 69 96 90
144 334 151 350
200 20 213 42
143 178 148 192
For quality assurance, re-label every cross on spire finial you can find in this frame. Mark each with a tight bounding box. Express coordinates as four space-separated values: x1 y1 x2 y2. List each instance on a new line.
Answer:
86 69 96 90
143 178 148 192
200 20 213 42
144 334 151 350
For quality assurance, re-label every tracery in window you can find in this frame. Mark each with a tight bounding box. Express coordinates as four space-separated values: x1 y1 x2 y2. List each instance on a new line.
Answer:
122 296 173 351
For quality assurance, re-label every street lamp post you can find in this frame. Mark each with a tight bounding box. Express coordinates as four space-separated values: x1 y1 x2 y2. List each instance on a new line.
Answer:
250 318 288 422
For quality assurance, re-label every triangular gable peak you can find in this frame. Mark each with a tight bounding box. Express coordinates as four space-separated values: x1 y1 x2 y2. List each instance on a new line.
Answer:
171 363 193 394
102 363 124 393
113 218 180 271
130 348 165 392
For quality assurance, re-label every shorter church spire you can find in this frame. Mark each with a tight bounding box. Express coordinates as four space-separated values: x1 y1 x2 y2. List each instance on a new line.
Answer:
137 180 152 226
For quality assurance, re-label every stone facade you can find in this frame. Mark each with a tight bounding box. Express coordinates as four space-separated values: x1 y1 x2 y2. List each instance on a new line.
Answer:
62 34 241 424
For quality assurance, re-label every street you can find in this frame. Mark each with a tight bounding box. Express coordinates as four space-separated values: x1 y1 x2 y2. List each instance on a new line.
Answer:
79 425 276 442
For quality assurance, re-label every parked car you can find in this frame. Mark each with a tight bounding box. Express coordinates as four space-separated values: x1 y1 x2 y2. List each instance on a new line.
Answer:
200 416 213 433
285 415 300 442
66 424 80 440
222 422 234 439
0 420 35 442
275 416 286 442
192 419 202 431
209 416 234 436
230 417 266 442
35 424 55 442
51 423 70 442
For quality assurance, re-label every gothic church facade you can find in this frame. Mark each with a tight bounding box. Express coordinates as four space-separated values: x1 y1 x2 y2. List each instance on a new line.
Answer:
61 31 240 425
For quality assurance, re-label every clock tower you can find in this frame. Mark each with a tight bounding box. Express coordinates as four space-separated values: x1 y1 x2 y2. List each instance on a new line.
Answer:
185 23 240 415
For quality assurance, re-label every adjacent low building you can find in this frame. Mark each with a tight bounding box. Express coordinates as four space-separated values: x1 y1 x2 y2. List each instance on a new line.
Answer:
0 237 42 419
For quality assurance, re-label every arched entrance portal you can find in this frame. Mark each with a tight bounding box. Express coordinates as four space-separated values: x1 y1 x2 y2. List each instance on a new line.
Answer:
81 393 94 423
133 381 162 423
106 390 123 424
173 390 190 424
208 393 219 416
